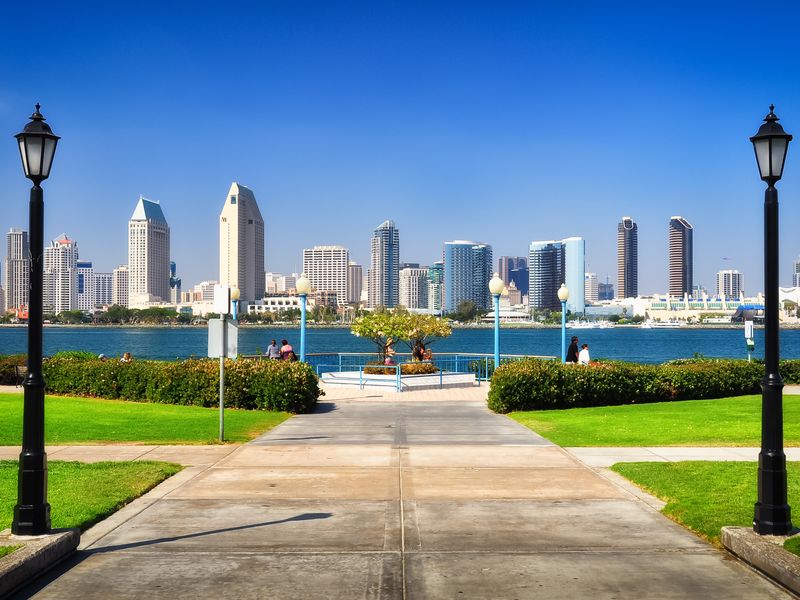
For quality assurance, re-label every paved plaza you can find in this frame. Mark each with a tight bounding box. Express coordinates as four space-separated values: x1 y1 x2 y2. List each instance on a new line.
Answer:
6 386 794 598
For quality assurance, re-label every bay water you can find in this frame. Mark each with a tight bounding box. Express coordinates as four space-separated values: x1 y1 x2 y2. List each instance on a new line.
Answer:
1 325 799 364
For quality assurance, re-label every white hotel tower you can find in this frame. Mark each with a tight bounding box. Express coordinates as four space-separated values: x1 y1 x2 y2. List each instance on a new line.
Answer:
219 182 265 303
128 196 171 304
303 246 350 306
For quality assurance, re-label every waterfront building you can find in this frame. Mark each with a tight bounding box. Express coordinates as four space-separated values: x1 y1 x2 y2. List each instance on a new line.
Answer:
368 220 400 308
219 182 265 302
4 228 30 312
668 216 693 297
716 269 743 298
529 237 585 313
348 262 363 304
443 241 493 312
617 216 638 298
112 265 129 307
248 295 315 315
793 257 800 287
507 280 523 305
0 285 5 314
428 261 444 313
278 274 297 293
95 272 112 307
75 261 95 311
499 256 527 285
265 273 281 294
303 245 349 306
128 196 171 304
43 234 78 314
399 267 429 309
585 272 599 304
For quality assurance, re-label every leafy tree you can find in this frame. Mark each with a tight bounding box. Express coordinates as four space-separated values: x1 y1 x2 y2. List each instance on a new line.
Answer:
58 310 87 324
449 300 478 322
351 310 452 361
104 304 131 324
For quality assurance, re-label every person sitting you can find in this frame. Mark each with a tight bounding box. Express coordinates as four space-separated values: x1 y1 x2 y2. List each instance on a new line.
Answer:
120 352 132 363
280 339 295 361
267 339 281 360
412 341 425 362
384 339 397 366
423 348 433 361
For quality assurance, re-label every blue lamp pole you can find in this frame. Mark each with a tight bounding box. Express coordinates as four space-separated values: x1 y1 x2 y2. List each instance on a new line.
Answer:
296 274 311 362
230 287 240 321
558 284 569 363
489 273 504 371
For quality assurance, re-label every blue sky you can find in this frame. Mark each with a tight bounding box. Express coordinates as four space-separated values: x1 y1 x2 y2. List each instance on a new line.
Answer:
1 1 799 295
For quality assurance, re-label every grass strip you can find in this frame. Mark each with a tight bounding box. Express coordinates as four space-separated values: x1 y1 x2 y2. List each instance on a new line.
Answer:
0 546 20 559
0 393 291 444
510 395 800 447
0 460 181 531
611 461 800 549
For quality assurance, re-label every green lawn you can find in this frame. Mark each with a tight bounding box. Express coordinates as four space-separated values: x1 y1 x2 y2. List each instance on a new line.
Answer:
0 545 19 558
0 393 291 444
509 395 800 447
0 460 180 531
612 461 800 553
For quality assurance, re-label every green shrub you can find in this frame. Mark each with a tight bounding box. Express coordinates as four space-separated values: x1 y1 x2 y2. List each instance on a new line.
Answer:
40 356 320 413
781 360 800 384
488 358 763 413
0 355 26 385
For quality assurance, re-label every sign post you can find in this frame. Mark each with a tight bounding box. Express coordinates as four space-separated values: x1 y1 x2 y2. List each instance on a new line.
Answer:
209 286 238 442
745 320 755 362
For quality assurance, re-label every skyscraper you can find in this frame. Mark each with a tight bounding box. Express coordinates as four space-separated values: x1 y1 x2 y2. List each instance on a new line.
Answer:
617 216 638 299
95 272 112 307
219 182 265 303
529 237 585 313
585 272 599 304
368 220 400 308
303 245 349 306
443 241 493 312
498 256 526 285
716 269 743 298
43 233 78 314
112 265 129 307
793 257 800 287
668 216 693 297
399 267 429 309
75 262 96 312
128 196 170 304
4 228 30 312
348 261 363 304
428 261 444 313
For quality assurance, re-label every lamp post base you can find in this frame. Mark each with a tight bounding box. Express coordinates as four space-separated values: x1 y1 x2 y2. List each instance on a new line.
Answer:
12 451 51 535
754 450 792 535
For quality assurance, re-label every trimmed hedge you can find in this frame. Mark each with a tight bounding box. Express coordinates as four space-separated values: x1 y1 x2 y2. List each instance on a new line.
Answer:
0 355 26 385
363 361 439 375
488 358 774 413
38 356 321 413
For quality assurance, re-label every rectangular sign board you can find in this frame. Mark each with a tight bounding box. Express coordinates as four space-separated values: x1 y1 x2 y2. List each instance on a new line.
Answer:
208 318 238 358
745 320 754 340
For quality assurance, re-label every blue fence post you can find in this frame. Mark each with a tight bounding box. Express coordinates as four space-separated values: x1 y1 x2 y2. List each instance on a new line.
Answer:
339 353 342 372
455 354 459 373
359 366 363 389
396 364 401 392
440 363 443 389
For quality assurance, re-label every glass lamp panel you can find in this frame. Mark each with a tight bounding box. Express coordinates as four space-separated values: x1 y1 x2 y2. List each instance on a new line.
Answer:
770 138 788 178
25 136 43 176
17 139 29 177
41 137 57 178
754 138 771 178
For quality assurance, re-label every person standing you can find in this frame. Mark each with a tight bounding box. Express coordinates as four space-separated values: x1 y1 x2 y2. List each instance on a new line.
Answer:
566 336 579 364
578 343 591 365
267 339 281 360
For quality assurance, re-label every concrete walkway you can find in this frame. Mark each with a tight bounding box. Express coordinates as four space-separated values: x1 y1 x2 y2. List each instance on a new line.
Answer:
12 398 793 599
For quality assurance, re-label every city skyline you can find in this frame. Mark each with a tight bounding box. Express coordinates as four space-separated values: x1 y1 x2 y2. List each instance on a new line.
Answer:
1 4 800 294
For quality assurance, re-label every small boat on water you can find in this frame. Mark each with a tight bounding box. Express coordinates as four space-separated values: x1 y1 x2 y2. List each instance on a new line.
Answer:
569 321 598 329
641 320 684 329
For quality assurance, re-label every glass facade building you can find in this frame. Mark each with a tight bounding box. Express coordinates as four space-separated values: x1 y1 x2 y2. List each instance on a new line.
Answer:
443 241 493 312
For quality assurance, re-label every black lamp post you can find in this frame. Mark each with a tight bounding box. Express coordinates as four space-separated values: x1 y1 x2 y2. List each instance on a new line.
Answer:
12 104 59 536
751 104 792 535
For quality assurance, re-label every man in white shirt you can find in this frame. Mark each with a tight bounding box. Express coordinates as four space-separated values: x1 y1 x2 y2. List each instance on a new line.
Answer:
578 343 590 365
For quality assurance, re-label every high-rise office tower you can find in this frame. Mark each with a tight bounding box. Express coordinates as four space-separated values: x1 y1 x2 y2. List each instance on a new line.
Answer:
428 261 444 313
368 220 400 308
43 233 78 314
585 272 599 304
4 228 30 312
793 257 800 287
75 261 95 311
598 281 614 301
219 182 265 303
348 261 363 304
95 272 112 307
668 216 693 297
529 237 585 313
617 216 638 298
128 196 171 303
509 267 529 296
443 241 493 312
303 245 349 306
112 265 129 307
399 267 429 309
716 269 743 298
498 256 527 285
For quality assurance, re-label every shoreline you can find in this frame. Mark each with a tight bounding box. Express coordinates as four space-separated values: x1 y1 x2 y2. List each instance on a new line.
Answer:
1 323 798 330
